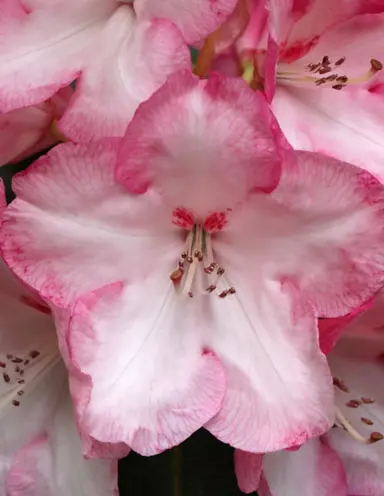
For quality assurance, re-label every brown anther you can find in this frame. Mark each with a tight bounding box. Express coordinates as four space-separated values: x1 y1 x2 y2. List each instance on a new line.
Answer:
218 290 229 298
210 262 218 269
370 432 384 443
361 417 374 426
322 56 330 65
361 397 375 404
346 399 361 408
371 59 383 71
12 400 20 407
198 254 204 262
217 267 225 276
23 360 29 366
12 357 23 364
14 366 20 373
194 250 200 258
332 84 345 90
228 287 236 295
318 66 332 74
206 284 216 293
0 361 5 368
3 373 10 383
170 268 184 283
178 260 184 269
325 74 338 81
29 351 40 359
19 370 24 376
17 390 24 396
18 380 25 384
308 62 321 72
188 291 194 298
335 57 346 66
181 252 187 259
187 256 193 264
333 377 349 393
336 76 348 83
6 354 13 360
315 78 327 86
204 267 214 274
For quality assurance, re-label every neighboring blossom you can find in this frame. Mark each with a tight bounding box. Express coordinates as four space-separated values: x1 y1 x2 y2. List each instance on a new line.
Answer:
0 250 117 493
0 0 236 141
2 72 384 458
234 0 384 181
235 304 384 495
0 87 72 168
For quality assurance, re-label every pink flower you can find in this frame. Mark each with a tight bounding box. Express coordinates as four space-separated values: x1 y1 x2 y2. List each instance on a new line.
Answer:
235 312 384 495
230 1 384 180
2 71 384 457
0 87 72 167
0 244 117 493
0 0 236 141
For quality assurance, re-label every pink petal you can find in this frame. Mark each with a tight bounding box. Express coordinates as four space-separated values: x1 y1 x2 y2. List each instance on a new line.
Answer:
6 392 118 496
1 140 181 308
205 279 334 452
134 0 237 44
272 85 384 183
234 450 263 494
326 333 384 495
262 438 348 496
116 71 282 217
270 150 384 317
67 279 226 456
279 13 384 85
0 0 117 112
60 9 190 142
0 106 50 167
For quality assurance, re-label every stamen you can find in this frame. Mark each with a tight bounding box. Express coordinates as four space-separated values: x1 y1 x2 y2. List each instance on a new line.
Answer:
336 407 372 444
361 417 374 425
346 399 361 408
361 397 375 404
333 377 349 393
335 57 346 66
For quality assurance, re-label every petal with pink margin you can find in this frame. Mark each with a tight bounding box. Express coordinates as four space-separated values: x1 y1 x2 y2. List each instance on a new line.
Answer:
6 390 118 496
0 0 117 112
271 85 384 182
261 438 348 496
213 151 384 318
67 278 226 456
59 9 191 142
134 0 237 44
234 450 263 494
116 71 282 218
1 140 183 308
205 279 334 452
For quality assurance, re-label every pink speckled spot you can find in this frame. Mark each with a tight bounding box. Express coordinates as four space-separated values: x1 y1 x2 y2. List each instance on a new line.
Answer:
172 207 195 230
203 211 229 233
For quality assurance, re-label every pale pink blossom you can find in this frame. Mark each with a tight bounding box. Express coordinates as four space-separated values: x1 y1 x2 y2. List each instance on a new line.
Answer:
235 309 384 495
0 253 117 493
2 72 384 458
233 0 384 180
0 0 236 141
0 87 72 167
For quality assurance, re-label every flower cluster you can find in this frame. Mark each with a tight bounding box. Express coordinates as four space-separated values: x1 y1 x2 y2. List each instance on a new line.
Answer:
0 0 384 494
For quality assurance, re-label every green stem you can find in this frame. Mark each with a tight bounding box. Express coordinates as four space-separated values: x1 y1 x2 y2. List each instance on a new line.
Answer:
172 445 182 496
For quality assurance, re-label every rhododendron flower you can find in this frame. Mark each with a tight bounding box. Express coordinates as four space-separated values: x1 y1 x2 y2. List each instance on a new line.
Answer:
0 253 117 493
234 0 384 180
3 72 384 458
235 304 384 495
0 87 72 168
0 0 236 141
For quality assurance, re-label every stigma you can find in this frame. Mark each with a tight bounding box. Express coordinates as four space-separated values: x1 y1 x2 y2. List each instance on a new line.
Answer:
277 55 383 90
170 224 235 299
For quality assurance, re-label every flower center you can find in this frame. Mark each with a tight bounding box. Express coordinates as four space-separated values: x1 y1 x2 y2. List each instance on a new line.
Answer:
169 223 235 299
277 55 383 90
